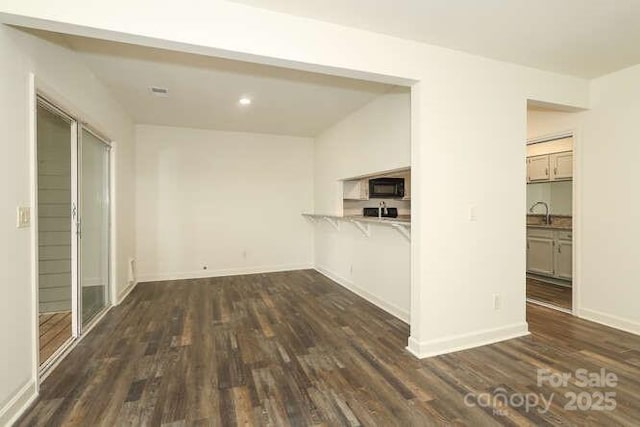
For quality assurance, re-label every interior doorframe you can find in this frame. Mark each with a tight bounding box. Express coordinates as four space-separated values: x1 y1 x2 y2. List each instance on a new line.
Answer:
525 128 579 316
29 73 116 387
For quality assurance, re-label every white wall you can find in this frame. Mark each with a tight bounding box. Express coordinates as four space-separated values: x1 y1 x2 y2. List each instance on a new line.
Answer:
0 26 135 424
315 88 411 214
528 70 640 335
135 125 314 281
528 110 581 140
314 89 411 321
579 66 640 334
527 182 572 216
0 0 591 379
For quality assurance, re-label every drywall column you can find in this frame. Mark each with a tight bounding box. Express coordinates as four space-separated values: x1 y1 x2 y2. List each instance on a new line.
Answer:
407 62 531 357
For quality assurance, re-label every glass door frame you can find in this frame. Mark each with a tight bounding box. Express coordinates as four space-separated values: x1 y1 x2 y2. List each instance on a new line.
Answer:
77 125 112 333
35 92 113 377
35 95 80 376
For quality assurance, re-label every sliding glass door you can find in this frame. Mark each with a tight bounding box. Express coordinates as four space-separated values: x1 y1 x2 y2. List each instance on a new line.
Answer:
36 101 75 366
36 95 112 370
79 128 111 327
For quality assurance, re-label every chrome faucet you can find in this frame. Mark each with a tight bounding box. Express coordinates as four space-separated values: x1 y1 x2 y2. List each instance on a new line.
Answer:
529 201 551 224
378 201 388 219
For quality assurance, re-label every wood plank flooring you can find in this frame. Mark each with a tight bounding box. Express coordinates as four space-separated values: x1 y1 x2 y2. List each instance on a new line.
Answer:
527 277 572 310
39 312 72 365
19 270 640 425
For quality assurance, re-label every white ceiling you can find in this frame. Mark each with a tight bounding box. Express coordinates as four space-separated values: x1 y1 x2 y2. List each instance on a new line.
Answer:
38 32 394 137
227 0 640 78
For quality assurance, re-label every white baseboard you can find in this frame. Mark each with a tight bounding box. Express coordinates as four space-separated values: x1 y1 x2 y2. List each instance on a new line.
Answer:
137 263 314 284
578 308 640 336
314 266 410 323
406 322 530 359
0 379 37 426
116 280 138 305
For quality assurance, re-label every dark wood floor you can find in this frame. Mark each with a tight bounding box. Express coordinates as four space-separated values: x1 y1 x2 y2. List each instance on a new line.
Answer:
19 270 640 425
39 312 72 365
527 277 572 310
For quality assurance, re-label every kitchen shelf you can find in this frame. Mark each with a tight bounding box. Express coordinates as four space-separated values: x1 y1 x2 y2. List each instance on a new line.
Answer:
302 213 410 240
350 219 371 237
391 223 411 241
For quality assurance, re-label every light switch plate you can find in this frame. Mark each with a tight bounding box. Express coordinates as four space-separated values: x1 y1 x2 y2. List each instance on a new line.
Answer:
17 206 31 228
469 205 478 222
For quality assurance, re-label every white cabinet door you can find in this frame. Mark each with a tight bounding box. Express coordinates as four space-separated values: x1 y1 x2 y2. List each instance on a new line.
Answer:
343 180 360 200
527 155 550 182
527 237 555 276
555 239 573 279
550 152 573 181
359 179 369 200
343 179 369 200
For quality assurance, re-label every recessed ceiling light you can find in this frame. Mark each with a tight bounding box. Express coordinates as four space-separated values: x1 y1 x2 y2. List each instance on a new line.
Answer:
150 86 169 97
239 97 252 106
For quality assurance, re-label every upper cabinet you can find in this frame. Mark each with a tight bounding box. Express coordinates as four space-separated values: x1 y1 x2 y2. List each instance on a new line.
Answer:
343 178 369 200
550 152 573 181
401 170 411 200
527 151 572 183
527 155 550 182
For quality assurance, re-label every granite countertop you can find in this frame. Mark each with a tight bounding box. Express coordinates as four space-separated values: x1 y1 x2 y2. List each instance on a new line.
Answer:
527 214 572 231
527 224 572 231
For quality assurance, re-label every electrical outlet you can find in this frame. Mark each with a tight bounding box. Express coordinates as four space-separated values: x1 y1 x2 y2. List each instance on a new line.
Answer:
493 294 501 310
17 206 30 228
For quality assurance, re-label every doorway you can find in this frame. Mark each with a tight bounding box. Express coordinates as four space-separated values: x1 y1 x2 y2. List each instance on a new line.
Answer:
36 96 111 372
525 134 574 312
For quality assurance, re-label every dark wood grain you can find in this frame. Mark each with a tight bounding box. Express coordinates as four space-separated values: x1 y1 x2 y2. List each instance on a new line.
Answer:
18 270 640 425
527 277 572 310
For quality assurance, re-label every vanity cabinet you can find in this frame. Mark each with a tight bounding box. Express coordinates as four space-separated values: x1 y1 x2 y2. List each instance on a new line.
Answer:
526 151 572 183
527 228 572 280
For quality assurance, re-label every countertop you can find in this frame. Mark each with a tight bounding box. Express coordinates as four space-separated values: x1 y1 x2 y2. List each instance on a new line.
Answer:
302 213 410 226
345 215 411 224
527 214 572 231
527 224 572 231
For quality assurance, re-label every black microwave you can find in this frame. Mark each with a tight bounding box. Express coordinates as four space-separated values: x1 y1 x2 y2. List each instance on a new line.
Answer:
369 178 405 198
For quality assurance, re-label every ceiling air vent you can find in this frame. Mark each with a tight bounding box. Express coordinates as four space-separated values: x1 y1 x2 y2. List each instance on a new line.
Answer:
149 86 169 97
